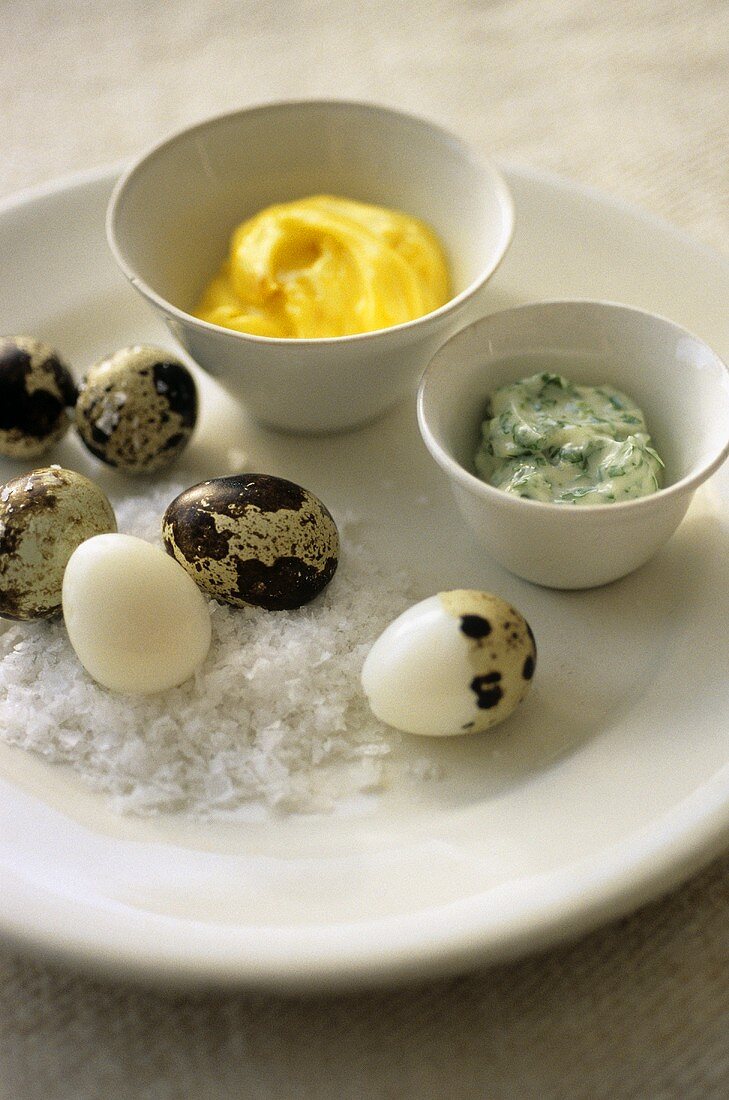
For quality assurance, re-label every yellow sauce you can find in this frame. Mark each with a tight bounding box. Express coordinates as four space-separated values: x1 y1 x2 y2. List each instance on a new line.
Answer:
193 195 451 339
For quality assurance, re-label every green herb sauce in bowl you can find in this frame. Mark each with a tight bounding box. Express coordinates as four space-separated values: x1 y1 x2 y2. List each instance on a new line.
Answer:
474 371 664 505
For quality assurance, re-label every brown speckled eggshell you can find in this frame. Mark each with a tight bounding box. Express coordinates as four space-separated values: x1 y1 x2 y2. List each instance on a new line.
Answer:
75 345 197 473
162 473 339 610
0 467 117 620
440 589 537 732
0 336 77 458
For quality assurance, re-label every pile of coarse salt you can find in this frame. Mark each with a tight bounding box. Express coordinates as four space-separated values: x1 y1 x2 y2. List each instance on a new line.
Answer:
0 482 419 819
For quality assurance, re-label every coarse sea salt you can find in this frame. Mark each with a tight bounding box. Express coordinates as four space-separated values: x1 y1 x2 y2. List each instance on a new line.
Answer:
0 481 421 819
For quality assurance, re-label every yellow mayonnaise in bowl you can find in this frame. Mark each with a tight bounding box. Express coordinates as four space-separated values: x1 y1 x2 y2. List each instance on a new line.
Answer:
107 101 514 433
194 194 452 340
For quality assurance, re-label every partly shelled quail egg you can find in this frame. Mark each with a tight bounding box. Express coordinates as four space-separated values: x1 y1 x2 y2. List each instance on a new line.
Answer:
361 589 536 736
0 336 77 458
162 473 339 610
74 345 198 472
62 533 212 694
0 467 116 620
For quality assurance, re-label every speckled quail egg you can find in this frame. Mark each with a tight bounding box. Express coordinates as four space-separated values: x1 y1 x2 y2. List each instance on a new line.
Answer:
162 473 339 610
74 345 197 472
361 590 536 736
0 466 116 620
62 533 212 694
0 336 77 458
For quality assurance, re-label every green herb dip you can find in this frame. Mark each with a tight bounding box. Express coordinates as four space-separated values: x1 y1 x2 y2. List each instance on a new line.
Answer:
475 372 664 504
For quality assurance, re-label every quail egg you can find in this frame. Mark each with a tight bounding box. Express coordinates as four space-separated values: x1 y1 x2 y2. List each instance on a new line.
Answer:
62 533 212 694
162 473 339 610
361 590 536 736
0 466 116 620
0 336 77 458
74 345 198 472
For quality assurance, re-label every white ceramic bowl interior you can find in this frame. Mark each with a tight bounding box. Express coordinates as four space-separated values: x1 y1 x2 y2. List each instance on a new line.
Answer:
107 100 514 433
418 300 729 588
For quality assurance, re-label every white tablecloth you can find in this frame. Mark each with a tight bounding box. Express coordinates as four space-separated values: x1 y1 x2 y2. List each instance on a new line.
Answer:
2 2 728 1096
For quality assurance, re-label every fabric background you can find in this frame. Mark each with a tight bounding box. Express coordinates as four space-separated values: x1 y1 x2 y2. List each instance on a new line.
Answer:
1 1 728 1096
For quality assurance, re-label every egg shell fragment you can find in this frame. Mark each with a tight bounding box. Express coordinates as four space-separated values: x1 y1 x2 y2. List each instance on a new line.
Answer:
0 466 116 620
0 336 77 458
62 533 212 695
74 345 198 473
162 473 340 610
361 590 536 736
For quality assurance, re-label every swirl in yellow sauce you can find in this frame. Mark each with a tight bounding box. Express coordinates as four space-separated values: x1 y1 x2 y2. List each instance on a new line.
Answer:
193 195 451 339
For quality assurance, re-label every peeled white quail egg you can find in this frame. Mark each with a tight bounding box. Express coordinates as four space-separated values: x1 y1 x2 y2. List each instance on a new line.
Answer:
361 590 536 736
62 533 212 694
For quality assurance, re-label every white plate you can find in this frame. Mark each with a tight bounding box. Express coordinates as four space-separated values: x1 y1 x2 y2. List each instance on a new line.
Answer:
0 165 728 991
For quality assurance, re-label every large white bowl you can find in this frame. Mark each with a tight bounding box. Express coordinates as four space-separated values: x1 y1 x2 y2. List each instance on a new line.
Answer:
418 300 729 589
107 100 514 433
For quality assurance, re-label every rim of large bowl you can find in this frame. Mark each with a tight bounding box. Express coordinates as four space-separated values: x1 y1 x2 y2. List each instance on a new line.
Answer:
106 99 515 347
417 298 729 515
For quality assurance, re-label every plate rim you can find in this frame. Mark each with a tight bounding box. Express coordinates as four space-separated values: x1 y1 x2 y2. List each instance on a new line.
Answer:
1 765 728 993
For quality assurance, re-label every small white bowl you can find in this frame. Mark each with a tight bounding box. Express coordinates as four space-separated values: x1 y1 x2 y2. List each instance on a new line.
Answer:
417 300 729 589
107 100 514 433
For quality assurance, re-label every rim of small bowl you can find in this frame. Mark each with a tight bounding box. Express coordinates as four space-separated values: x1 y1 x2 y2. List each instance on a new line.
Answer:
417 298 729 516
106 99 515 347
